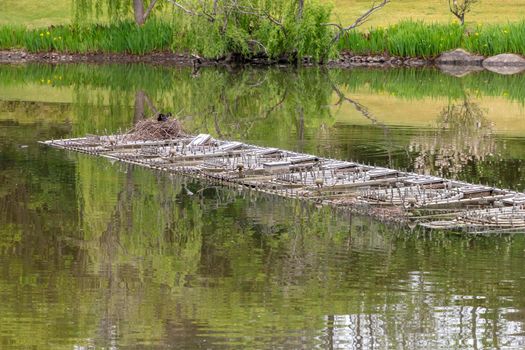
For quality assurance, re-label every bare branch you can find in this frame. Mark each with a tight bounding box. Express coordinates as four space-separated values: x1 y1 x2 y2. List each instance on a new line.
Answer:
143 0 159 22
196 0 216 21
448 0 478 25
166 0 199 16
331 83 387 129
328 0 390 45
321 22 343 31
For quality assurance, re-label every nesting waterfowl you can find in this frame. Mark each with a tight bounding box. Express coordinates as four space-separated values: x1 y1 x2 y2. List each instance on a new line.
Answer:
157 112 172 122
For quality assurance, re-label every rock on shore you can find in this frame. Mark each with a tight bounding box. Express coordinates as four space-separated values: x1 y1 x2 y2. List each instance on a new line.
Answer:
435 49 484 66
482 54 525 75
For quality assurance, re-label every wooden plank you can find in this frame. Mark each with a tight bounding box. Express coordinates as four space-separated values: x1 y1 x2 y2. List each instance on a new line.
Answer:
503 195 525 205
217 141 243 151
367 169 399 179
188 134 212 146
263 161 291 173
289 155 319 164
404 176 443 186
322 161 358 170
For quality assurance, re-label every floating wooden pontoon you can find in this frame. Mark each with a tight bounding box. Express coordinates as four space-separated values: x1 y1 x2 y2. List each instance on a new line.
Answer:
40 133 525 234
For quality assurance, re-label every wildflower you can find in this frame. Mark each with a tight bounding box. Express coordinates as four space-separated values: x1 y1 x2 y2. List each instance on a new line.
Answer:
47 79 51 84
39 33 44 37
475 32 479 36
40 79 44 83
46 31 50 36
58 36 62 40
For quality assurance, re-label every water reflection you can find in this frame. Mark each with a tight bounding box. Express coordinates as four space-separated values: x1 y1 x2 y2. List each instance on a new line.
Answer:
410 94 498 177
1 64 525 349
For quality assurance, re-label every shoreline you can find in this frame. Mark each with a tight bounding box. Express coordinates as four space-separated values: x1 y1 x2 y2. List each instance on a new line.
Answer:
0 49 433 68
1 50 524 75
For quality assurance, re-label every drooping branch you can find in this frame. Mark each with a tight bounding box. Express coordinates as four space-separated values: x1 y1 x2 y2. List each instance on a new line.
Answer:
224 4 285 31
326 0 390 45
166 0 285 31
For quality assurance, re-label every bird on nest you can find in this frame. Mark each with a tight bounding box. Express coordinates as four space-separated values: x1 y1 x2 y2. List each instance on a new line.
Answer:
157 112 172 122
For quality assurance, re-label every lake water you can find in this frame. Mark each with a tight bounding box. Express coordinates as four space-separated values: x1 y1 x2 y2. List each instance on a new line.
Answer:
1 64 525 349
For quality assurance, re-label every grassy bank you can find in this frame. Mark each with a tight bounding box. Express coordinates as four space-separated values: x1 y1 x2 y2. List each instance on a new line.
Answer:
339 21 525 58
2 20 525 60
2 0 525 28
0 5 334 60
333 0 525 27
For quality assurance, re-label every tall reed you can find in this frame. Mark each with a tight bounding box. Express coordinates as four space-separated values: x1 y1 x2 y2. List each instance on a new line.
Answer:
2 19 525 59
338 20 525 57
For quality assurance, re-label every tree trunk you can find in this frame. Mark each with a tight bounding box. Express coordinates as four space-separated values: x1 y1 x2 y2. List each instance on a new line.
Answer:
134 0 145 25
297 0 304 19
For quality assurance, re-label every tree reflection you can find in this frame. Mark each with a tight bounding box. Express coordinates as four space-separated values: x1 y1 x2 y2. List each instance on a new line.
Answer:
409 94 498 177
3 65 525 349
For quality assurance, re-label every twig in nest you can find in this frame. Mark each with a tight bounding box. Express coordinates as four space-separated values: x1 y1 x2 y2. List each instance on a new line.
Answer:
123 118 185 141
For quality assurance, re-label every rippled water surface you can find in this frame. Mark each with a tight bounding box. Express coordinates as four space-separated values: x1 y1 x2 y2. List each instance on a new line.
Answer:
1 64 525 349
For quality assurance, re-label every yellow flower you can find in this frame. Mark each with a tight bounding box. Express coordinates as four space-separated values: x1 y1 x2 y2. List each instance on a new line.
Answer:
46 31 50 36
47 79 51 84
475 32 479 36
40 79 44 83
58 36 62 40
39 33 44 37
503 29 508 34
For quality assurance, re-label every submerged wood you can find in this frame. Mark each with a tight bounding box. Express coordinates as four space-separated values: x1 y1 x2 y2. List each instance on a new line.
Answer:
40 132 525 234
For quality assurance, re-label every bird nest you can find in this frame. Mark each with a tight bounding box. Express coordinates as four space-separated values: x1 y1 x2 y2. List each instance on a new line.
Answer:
123 118 184 141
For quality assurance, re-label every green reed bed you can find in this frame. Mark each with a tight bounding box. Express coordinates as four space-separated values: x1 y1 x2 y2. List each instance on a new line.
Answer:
0 21 174 54
1 20 525 60
338 20 525 58
0 4 333 60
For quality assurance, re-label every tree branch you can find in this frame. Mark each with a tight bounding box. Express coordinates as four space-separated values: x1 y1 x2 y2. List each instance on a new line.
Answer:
331 83 387 129
143 0 159 22
328 0 390 45
225 4 285 31
166 0 199 16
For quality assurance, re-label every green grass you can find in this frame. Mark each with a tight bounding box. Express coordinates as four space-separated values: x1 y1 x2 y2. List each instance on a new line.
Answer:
332 0 525 27
0 3 334 60
1 0 525 60
0 21 175 54
2 0 525 28
2 19 525 59
338 21 525 58
0 0 71 28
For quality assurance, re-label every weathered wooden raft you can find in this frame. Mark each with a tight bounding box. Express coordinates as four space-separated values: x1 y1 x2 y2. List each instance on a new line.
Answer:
40 133 525 234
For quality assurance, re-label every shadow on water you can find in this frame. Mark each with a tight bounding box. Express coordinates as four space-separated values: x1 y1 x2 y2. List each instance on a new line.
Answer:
1 64 525 349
